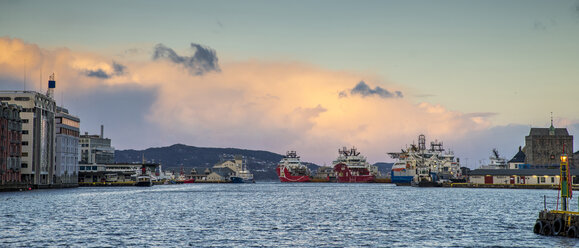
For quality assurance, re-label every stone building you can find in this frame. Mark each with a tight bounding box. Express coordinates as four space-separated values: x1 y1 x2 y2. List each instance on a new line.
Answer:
55 107 80 186
0 91 56 186
79 125 114 164
0 102 23 189
523 121 573 168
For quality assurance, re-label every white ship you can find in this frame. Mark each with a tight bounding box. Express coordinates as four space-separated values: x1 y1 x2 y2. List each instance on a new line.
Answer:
389 134 462 186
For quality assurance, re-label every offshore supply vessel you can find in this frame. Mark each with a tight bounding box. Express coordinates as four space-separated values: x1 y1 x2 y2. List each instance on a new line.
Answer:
276 151 311 182
389 134 461 186
332 147 377 183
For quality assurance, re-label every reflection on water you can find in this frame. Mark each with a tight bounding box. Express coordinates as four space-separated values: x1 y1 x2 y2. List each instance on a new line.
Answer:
0 183 572 247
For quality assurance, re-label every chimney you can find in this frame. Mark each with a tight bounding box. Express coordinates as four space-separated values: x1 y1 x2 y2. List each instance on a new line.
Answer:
101 125 104 138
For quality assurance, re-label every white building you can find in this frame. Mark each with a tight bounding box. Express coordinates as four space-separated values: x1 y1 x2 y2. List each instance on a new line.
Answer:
55 107 80 186
469 169 579 186
0 91 56 186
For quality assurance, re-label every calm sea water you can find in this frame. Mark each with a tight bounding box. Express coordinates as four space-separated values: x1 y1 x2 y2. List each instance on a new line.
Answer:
1 183 578 247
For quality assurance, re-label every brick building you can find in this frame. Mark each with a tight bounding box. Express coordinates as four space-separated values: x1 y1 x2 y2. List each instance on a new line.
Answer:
0 102 23 189
0 91 57 186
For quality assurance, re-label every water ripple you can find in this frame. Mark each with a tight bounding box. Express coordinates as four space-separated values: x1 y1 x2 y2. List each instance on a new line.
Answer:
0 183 569 247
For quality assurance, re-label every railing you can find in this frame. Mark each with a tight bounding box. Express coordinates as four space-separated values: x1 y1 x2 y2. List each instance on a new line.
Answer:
543 195 579 212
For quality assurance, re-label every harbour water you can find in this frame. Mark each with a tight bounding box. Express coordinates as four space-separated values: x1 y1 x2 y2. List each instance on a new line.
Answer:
1 183 578 247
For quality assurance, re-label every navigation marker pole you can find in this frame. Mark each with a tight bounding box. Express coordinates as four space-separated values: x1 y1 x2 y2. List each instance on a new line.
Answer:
561 150 569 211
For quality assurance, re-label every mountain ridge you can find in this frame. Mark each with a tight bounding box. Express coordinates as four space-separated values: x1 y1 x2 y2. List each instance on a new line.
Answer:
115 144 393 181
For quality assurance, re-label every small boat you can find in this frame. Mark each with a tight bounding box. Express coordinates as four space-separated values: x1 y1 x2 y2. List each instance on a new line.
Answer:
135 175 153 187
230 176 255 183
135 165 153 187
183 178 195 184
231 159 255 183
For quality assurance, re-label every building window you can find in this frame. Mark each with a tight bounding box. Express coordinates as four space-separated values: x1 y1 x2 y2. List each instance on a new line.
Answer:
21 163 28 168
14 97 30 101
0 97 11 101
22 141 28 146
21 152 28 157
22 119 29 123
541 177 546 183
22 130 29 135
551 177 554 183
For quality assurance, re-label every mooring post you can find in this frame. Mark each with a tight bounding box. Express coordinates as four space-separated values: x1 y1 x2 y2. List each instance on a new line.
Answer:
544 195 547 210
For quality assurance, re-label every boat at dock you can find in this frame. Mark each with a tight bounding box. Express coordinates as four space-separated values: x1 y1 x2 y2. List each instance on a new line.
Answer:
276 151 311 182
333 147 377 183
134 166 153 187
230 159 255 183
389 134 462 187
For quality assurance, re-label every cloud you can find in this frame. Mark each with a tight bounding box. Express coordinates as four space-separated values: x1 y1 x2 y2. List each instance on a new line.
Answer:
153 43 220 76
347 81 403 99
85 69 110 79
0 37 514 165
113 62 126 75
83 61 126 79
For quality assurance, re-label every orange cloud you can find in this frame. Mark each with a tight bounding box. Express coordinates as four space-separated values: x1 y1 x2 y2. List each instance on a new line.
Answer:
0 37 496 164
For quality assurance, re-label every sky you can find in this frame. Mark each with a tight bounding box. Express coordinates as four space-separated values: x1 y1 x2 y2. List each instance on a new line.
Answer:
1 0 579 167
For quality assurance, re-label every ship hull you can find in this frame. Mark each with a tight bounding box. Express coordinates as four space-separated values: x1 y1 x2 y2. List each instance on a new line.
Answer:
336 175 375 183
391 175 413 185
276 167 311 182
231 177 255 183
334 163 375 183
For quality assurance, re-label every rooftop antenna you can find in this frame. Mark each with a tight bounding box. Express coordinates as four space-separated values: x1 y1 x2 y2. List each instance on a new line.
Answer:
47 73 55 99
23 62 26 91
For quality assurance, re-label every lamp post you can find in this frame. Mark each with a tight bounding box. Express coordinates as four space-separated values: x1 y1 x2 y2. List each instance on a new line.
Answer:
561 153 569 211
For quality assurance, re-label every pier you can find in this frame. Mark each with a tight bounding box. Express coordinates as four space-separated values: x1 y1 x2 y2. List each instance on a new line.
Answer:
533 152 579 238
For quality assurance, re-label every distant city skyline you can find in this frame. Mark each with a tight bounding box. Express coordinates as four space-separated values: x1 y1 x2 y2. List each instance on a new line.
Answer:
1 0 579 167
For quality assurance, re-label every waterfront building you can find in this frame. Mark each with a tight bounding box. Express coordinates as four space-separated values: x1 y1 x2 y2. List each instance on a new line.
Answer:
214 155 244 173
189 167 236 182
0 90 56 186
0 102 23 189
469 169 579 186
79 163 158 183
213 155 253 181
522 121 573 168
55 107 80 187
79 125 114 164
507 147 526 169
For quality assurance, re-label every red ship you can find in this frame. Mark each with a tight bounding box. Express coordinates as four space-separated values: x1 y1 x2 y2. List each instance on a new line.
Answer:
276 151 311 182
333 147 376 183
